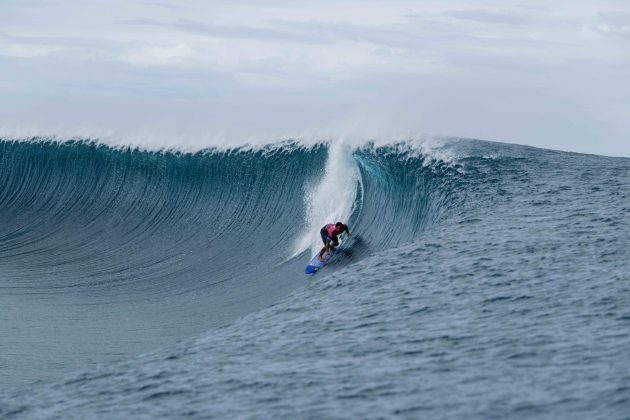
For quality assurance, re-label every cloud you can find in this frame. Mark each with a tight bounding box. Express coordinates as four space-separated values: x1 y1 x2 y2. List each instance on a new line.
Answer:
443 9 532 25
119 17 324 44
266 19 418 48
142 1 192 11
596 11 630 37
120 43 198 66
0 0 629 156
598 11 630 27
0 31 118 49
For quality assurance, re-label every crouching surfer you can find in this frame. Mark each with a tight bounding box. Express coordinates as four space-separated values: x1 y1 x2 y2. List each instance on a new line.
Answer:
318 222 351 262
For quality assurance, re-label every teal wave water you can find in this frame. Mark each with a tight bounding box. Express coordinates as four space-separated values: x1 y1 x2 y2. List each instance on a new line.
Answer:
0 138 629 418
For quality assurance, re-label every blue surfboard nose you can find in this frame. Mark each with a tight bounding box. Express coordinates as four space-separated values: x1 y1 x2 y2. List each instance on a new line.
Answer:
304 236 344 274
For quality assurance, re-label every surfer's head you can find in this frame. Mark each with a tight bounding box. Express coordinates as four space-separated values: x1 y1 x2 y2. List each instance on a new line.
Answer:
335 222 348 234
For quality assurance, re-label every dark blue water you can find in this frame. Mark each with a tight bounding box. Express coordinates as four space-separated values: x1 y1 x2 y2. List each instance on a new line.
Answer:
0 138 628 418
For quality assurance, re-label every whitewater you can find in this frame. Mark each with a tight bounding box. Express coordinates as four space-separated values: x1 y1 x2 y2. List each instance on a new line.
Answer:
0 137 629 419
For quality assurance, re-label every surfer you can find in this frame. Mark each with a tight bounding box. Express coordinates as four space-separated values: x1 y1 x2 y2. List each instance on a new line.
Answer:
318 222 351 262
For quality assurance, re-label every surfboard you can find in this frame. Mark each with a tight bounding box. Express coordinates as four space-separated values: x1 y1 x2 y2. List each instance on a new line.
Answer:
305 237 343 274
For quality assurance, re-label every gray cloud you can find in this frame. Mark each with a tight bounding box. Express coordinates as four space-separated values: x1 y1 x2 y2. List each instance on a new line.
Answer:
0 30 121 51
598 11 630 27
0 0 629 156
597 11 630 38
119 15 451 50
173 18 321 43
119 17 326 44
443 9 532 25
142 1 192 11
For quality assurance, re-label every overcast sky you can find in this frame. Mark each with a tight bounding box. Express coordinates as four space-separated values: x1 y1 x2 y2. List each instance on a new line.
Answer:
1 0 629 155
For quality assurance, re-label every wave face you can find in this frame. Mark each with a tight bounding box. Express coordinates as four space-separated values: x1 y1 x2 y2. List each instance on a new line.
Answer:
0 139 459 387
1 138 629 418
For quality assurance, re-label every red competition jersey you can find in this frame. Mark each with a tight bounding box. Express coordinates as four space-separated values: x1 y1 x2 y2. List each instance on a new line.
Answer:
324 224 337 238
324 223 346 238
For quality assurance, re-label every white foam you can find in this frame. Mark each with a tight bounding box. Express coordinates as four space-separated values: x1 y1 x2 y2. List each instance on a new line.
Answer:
291 140 362 257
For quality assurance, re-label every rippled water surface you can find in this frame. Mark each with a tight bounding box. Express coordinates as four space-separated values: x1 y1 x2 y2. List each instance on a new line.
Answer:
0 139 628 418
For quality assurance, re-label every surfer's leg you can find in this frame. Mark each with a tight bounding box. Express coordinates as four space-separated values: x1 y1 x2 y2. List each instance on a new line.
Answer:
318 245 328 261
318 230 329 261
320 228 328 244
319 238 332 261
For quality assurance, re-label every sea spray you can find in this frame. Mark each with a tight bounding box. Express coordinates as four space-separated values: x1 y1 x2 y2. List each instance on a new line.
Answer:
292 140 362 256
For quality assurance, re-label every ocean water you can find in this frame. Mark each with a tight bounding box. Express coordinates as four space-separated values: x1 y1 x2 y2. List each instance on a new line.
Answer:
0 138 629 419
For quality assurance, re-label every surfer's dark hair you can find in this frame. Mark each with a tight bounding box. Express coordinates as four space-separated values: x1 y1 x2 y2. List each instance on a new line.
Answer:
336 222 347 231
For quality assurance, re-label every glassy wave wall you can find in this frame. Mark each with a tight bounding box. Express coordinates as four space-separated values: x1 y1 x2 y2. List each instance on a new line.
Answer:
0 139 458 387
